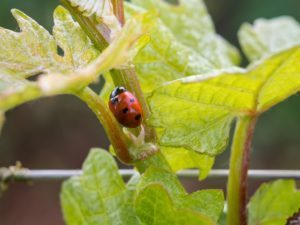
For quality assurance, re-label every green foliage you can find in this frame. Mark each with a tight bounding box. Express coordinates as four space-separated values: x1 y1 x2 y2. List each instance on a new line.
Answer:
1 1 300 225
125 2 213 94
61 149 140 225
161 146 214 180
248 180 300 225
62 149 224 225
125 0 239 94
148 17 300 156
0 6 98 112
121 0 241 175
0 5 152 112
135 184 215 225
0 7 98 77
239 16 300 62
136 166 224 222
132 0 240 67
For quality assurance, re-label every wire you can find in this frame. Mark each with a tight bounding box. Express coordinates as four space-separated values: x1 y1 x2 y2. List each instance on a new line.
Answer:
1 169 300 182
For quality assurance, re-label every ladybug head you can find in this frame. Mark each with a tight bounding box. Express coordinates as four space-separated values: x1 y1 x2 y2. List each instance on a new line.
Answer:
110 86 127 99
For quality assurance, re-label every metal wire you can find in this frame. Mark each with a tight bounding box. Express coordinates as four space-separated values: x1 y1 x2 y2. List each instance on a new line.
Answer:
1 169 300 182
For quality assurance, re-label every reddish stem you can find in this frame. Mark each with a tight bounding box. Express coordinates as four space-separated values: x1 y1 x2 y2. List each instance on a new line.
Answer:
112 0 125 25
240 117 257 224
227 116 257 225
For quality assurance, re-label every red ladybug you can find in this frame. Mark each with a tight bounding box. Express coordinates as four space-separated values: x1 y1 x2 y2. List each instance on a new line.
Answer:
108 86 142 128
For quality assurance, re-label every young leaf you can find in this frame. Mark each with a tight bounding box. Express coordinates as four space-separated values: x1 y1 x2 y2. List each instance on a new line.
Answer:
119 0 241 175
0 70 41 111
123 0 233 176
0 6 99 111
0 6 153 111
53 6 100 68
0 6 99 77
124 1 240 95
135 184 216 225
161 146 214 180
137 166 224 222
248 180 300 225
61 148 139 225
125 3 213 93
178 190 224 223
149 79 236 155
149 26 300 156
132 0 240 67
239 16 300 62
39 9 154 94
137 166 186 198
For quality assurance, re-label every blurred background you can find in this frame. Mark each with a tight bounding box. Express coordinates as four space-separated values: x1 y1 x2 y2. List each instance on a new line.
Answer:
1 0 300 224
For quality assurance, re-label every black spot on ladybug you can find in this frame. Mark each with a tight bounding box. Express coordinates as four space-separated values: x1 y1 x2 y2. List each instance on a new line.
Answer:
122 107 129 114
135 114 141 121
130 98 135 103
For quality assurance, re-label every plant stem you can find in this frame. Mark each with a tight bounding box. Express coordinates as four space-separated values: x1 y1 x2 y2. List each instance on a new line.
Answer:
77 87 132 164
112 0 125 25
60 0 110 50
135 150 172 173
227 116 257 225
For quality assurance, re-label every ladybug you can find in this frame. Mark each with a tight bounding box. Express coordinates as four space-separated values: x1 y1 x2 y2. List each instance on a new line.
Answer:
108 86 142 128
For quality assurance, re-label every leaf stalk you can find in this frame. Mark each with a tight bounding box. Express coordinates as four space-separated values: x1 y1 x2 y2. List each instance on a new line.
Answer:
111 0 125 25
227 116 257 225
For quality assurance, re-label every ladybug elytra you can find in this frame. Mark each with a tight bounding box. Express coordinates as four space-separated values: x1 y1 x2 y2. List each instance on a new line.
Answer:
108 86 142 128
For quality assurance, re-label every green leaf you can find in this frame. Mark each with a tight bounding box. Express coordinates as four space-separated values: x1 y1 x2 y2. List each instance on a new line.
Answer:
149 42 300 155
0 6 153 111
137 166 186 197
0 70 41 111
135 184 216 225
38 9 154 95
0 6 99 111
137 166 224 222
122 0 240 174
248 180 300 225
126 173 141 191
61 150 222 225
61 148 139 225
161 146 214 180
132 0 240 67
0 6 98 77
178 190 224 223
239 16 300 62
125 2 213 93
53 6 100 69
